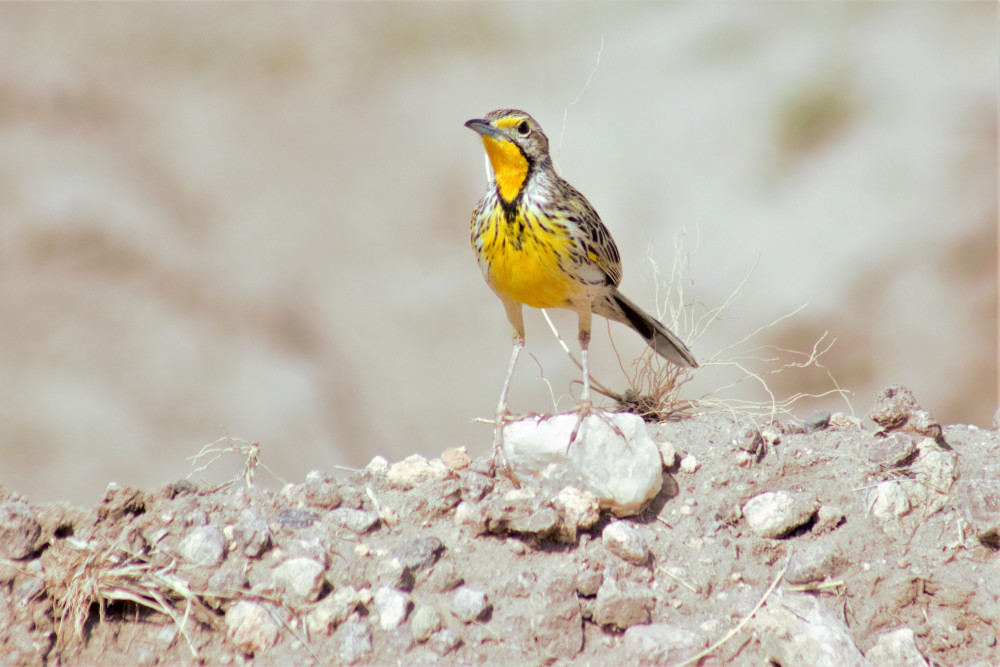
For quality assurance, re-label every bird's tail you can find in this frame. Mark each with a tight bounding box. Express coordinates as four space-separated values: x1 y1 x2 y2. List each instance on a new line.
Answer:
595 290 698 368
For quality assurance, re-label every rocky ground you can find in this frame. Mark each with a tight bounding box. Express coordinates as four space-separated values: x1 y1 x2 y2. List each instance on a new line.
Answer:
1 384 999 665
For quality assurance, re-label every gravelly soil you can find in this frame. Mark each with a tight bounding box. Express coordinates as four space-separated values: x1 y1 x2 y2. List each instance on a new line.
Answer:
1 385 998 665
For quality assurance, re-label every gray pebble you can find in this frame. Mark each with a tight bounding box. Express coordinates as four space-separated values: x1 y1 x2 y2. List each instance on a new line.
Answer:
392 536 444 573
324 508 379 535
179 525 225 566
593 577 654 630
276 508 320 529
231 515 271 558
804 410 831 433
868 433 918 470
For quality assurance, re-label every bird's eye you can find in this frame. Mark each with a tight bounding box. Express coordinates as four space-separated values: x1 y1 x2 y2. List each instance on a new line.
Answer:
516 121 531 137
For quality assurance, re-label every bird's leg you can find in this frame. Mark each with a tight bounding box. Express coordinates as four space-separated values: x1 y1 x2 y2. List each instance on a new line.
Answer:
490 300 526 476
568 310 624 449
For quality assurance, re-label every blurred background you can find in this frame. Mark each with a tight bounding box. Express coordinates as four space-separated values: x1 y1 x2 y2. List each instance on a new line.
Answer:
0 4 995 505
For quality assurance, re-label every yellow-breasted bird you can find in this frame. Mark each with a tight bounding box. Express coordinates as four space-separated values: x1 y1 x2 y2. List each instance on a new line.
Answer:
465 108 697 472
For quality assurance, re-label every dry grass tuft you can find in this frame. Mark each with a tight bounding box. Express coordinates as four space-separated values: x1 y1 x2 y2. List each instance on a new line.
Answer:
47 535 213 658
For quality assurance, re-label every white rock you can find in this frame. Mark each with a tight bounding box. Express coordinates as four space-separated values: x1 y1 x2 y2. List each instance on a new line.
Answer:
365 455 389 476
624 623 703 663
502 413 663 516
554 486 601 535
451 586 490 623
410 605 443 642
869 481 911 521
602 521 653 565
386 454 449 489
658 441 677 468
373 586 411 631
866 627 929 666
743 492 818 538
226 600 281 655
679 454 700 474
178 526 225 566
753 592 865 666
272 557 325 606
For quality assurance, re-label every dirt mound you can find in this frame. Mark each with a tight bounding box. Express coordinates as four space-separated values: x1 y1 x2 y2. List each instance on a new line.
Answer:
1 385 998 664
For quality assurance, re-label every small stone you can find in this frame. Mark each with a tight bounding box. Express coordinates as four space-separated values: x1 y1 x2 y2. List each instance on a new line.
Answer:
658 440 678 467
324 508 379 535
374 557 415 592
336 619 373 664
0 502 41 560
426 559 464 592
458 471 495 502
454 501 488 534
737 427 763 453
553 486 601 541
868 385 942 440
451 586 491 622
365 455 389 477
178 525 225 566
602 521 652 565
304 471 343 508
993 407 1000 430
387 454 449 490
869 481 911 521
272 557 325 606
679 454 700 474
829 412 862 430
231 515 272 558
411 605 443 642
624 623 703 663
813 505 845 533
868 433 918 470
509 506 560 537
428 627 461 656
441 447 472 471
785 539 841 584
803 410 831 433
575 567 603 597
593 577 654 630
392 536 445 573
277 507 320 529
866 627 929 666
742 492 818 538
953 479 1000 547
910 442 957 495
306 586 368 635
226 601 281 655
373 586 411 631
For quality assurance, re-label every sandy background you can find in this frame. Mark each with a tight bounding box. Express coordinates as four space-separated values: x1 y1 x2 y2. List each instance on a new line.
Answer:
0 3 995 505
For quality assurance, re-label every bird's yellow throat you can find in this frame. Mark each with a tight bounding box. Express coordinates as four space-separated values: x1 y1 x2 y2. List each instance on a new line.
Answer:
480 135 529 203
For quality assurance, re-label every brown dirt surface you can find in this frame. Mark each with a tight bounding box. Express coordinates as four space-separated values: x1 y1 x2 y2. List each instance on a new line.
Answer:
1 386 999 665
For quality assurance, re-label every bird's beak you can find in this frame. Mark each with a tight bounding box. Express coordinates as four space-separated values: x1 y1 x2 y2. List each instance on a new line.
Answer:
465 118 506 142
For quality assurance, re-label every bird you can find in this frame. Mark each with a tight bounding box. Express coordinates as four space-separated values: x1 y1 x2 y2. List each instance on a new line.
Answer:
465 108 697 473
